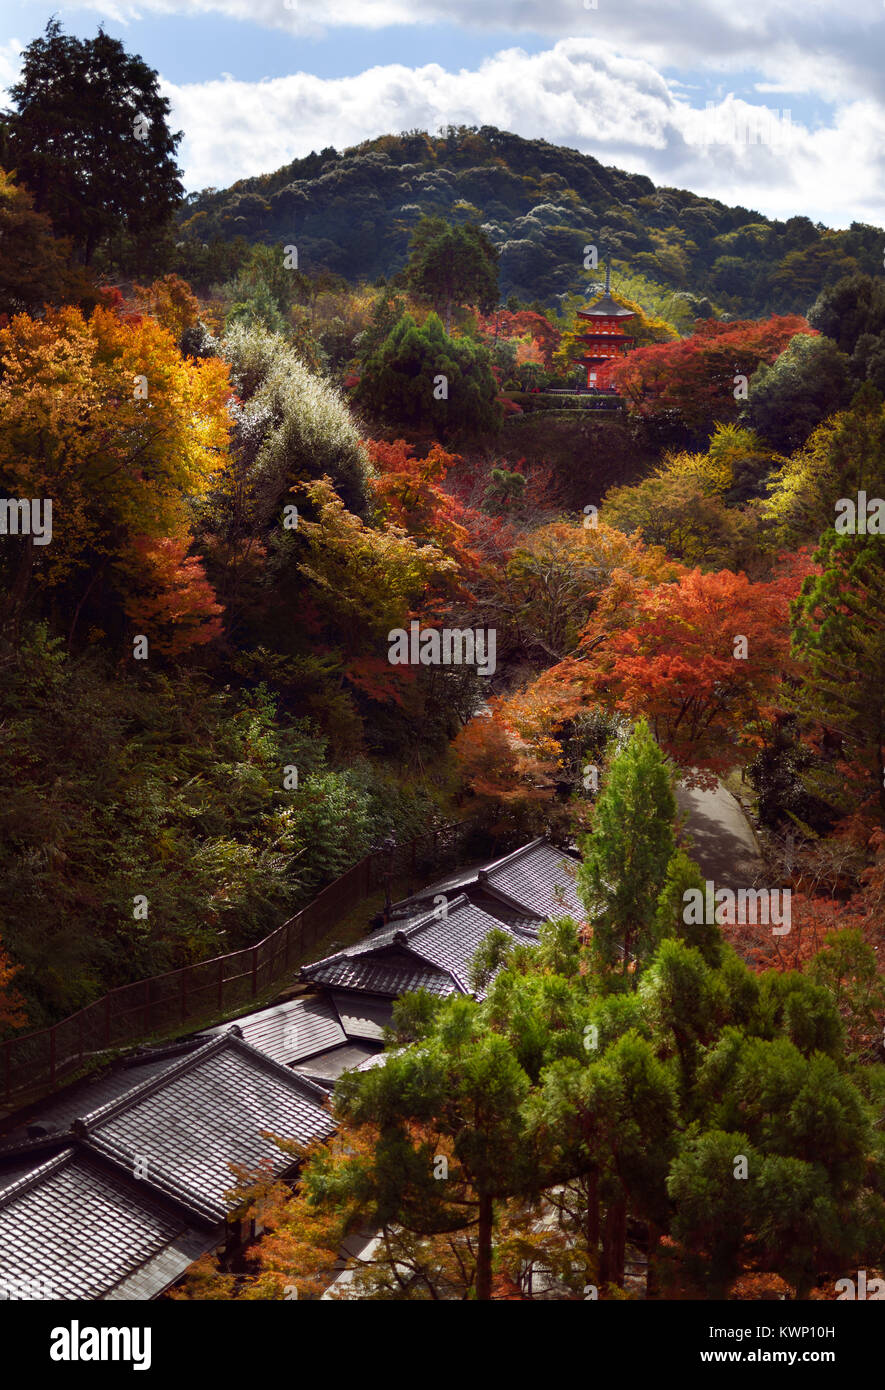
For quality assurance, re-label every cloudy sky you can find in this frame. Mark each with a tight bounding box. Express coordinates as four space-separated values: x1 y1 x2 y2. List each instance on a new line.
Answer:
1 0 883 226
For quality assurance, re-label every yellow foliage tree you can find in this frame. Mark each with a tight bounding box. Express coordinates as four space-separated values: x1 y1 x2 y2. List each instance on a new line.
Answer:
0 303 230 632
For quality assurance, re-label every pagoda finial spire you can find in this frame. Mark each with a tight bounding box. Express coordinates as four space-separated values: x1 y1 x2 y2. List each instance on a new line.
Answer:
605 261 611 293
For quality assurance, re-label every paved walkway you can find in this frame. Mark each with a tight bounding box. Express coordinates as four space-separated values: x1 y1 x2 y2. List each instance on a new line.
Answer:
675 778 763 890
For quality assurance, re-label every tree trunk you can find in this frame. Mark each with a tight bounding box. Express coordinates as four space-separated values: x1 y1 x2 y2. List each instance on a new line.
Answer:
476 1193 494 1300
646 1220 662 1298
2 541 34 639
601 1193 627 1288
68 564 105 652
585 1171 600 1266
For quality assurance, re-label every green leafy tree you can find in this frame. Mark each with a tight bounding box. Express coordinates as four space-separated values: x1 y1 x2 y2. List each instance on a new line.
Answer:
667 1129 759 1296
653 848 722 966
745 333 851 453
763 384 885 543
791 523 885 814
356 311 502 438
529 1033 678 1289
334 996 532 1300
809 272 885 360
406 216 499 332
640 938 725 1099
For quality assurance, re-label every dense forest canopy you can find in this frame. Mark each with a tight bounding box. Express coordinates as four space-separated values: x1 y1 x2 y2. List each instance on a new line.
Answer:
176 125 883 318
1 20 884 1309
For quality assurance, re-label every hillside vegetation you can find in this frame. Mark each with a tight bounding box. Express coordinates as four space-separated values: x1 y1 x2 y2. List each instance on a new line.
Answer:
176 125 883 317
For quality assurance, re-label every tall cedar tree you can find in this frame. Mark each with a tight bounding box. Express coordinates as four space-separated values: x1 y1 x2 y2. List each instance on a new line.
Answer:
792 526 885 816
578 718 676 981
4 20 183 265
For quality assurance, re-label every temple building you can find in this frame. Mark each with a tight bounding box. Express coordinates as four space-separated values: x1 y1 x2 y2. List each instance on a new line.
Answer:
576 264 636 391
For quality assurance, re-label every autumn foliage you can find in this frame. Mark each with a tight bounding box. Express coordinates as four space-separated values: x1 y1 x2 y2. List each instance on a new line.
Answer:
612 315 813 426
534 563 813 779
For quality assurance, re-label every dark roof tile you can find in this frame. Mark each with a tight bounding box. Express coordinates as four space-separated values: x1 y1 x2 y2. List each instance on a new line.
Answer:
0 1149 214 1301
80 1034 336 1221
200 994 346 1065
330 993 394 1041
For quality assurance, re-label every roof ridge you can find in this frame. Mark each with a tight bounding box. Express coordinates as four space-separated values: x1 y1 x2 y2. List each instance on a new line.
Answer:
81 1131 224 1224
0 1146 76 1208
399 890 473 935
77 1034 226 1129
79 1030 331 1135
478 837 547 877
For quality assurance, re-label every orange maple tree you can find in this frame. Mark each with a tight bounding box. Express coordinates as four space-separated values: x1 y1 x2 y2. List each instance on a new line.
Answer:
366 437 480 589
612 315 812 426
530 561 814 780
118 537 223 657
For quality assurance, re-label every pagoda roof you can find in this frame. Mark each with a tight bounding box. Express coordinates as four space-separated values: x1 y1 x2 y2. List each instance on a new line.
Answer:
578 292 635 320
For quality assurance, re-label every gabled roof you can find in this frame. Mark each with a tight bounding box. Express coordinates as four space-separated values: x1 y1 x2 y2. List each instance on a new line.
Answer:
199 993 347 1066
74 1032 336 1223
302 895 521 1000
0 1146 215 1301
389 838 582 927
0 1031 337 1300
480 839 582 921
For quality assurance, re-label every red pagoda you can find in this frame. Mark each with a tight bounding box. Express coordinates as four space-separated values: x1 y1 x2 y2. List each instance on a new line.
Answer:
576 264 635 391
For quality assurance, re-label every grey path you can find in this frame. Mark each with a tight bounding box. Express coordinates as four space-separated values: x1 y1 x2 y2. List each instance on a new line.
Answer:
675 778 764 891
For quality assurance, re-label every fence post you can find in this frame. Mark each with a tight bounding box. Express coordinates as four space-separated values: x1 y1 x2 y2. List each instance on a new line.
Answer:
218 957 224 1012
251 945 259 997
284 918 291 969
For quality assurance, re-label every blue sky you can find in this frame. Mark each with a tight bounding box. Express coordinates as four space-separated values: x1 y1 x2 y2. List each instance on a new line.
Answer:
0 1 881 226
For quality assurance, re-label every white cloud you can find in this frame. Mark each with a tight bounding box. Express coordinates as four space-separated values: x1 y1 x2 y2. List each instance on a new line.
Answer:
1 29 879 227
162 40 884 226
36 0 885 105
0 38 22 91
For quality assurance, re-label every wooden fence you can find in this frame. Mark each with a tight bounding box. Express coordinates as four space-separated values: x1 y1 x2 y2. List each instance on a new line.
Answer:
1 823 469 1109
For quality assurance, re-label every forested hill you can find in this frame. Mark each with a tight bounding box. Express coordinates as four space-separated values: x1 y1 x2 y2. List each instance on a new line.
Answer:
177 125 882 317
